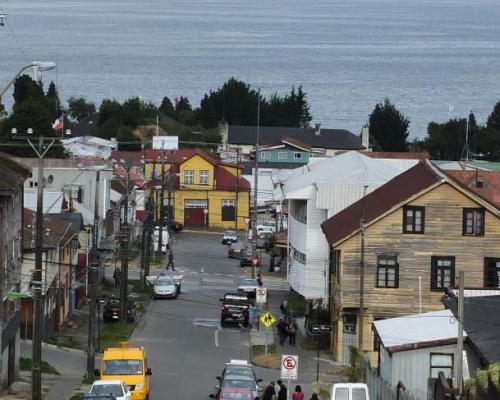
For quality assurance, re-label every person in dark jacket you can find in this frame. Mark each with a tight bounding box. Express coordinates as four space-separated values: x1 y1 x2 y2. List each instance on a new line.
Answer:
166 249 175 270
262 381 276 400
277 318 288 345
288 319 298 346
310 394 319 400
113 267 121 288
277 380 287 400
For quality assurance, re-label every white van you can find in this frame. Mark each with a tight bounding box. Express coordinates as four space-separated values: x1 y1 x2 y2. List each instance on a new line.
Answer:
331 383 369 400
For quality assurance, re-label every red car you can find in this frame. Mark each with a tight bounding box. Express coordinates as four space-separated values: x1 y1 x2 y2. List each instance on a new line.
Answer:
214 388 254 400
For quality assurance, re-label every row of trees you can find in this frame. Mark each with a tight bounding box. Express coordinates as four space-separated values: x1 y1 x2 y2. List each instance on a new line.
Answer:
369 98 500 161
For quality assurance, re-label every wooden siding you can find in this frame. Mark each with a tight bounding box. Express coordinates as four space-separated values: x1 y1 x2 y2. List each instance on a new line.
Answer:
331 182 500 360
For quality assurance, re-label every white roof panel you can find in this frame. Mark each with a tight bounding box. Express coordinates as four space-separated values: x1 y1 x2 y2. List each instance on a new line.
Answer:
373 310 466 352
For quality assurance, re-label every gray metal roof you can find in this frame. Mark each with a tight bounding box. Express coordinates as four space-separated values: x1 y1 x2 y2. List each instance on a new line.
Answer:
0 152 31 192
227 125 364 150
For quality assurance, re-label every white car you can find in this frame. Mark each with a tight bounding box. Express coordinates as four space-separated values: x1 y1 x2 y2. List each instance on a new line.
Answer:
222 230 238 245
153 277 178 299
256 221 276 233
238 278 259 298
89 380 131 400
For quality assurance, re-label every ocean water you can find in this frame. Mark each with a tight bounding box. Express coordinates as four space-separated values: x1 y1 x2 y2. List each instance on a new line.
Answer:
1 0 500 137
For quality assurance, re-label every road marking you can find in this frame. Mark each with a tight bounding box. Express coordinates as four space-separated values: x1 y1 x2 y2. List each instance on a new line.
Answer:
215 328 221 347
193 318 221 328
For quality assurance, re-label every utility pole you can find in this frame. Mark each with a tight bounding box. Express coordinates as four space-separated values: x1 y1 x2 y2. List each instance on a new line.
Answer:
166 154 173 245
157 145 166 253
11 129 58 400
358 185 368 352
235 148 240 232
120 168 130 323
87 169 100 380
457 270 464 399
251 91 261 279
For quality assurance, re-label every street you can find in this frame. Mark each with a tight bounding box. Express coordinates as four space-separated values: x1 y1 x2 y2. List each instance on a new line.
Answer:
129 232 289 399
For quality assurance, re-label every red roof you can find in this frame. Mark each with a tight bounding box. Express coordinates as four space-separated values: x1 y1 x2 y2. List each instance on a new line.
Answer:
321 161 442 246
444 170 500 207
215 165 250 191
363 151 430 160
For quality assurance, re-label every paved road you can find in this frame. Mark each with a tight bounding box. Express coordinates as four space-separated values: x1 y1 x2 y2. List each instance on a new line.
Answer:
128 232 289 399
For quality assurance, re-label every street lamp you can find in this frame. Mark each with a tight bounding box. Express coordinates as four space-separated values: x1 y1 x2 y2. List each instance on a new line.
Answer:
0 61 57 103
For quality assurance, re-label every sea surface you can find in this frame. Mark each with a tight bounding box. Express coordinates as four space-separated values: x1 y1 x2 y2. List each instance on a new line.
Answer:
1 0 500 137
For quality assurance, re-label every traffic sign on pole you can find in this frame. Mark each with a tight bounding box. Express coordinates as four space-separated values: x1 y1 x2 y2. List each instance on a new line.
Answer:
256 287 267 304
281 355 298 380
260 311 276 328
244 217 251 225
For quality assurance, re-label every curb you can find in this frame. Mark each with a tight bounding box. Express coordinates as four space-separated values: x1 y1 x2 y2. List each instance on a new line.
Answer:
22 339 86 356
181 229 223 236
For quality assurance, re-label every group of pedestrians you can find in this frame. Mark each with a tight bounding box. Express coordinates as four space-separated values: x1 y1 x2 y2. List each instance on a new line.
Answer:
263 381 318 400
276 300 298 346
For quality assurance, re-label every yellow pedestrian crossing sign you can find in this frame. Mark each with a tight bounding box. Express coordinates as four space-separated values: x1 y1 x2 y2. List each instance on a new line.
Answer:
260 311 277 328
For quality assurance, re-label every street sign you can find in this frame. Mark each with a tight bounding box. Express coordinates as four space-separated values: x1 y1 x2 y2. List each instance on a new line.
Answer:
243 217 251 225
260 311 276 328
280 355 298 380
203 208 209 214
256 287 267 304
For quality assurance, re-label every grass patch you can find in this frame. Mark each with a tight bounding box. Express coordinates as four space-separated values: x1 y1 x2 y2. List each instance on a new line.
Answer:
251 344 280 369
68 394 83 400
100 321 136 350
286 289 307 317
128 279 153 295
20 358 60 375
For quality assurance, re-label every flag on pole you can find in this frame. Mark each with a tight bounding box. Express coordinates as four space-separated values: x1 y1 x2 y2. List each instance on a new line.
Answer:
52 114 64 131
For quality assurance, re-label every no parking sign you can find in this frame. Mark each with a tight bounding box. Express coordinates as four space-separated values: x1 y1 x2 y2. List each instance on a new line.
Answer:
256 287 267 304
280 355 298 380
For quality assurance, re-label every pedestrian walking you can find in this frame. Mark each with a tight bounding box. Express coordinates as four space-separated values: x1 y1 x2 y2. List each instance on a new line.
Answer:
277 380 287 400
113 267 121 288
248 304 257 329
310 393 319 400
262 381 276 400
292 385 304 400
166 249 175 271
288 318 298 346
257 273 264 287
277 318 288 345
238 312 246 329
280 300 290 318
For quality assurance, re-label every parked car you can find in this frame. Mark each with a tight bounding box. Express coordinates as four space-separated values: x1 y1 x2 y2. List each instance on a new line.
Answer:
153 277 178 299
102 296 136 323
95 343 151 400
220 293 250 327
159 270 182 294
330 383 369 400
82 395 115 400
211 360 262 399
238 278 259 298
170 220 183 232
228 242 247 259
222 230 238 245
89 380 131 400
240 251 260 268
210 387 254 400
256 221 276 233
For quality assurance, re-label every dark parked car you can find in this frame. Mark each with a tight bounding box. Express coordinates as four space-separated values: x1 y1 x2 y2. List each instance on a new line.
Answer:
228 242 247 259
220 292 250 327
102 296 136 323
170 220 183 232
240 251 261 268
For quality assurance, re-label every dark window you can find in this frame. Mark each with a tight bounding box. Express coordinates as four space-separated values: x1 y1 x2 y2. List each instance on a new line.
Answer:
376 256 399 288
403 206 425 234
221 199 235 221
484 258 500 288
431 256 455 290
343 315 356 333
463 208 485 236
330 249 341 279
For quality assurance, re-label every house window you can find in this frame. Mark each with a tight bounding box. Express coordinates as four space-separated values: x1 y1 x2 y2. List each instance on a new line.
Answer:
294 152 303 159
431 256 455 290
278 151 288 160
199 170 209 185
290 200 307 223
376 256 399 288
343 315 356 333
484 258 500 287
291 246 306 264
184 170 194 184
221 199 236 221
260 151 271 160
430 353 454 379
403 206 425 234
463 208 485 236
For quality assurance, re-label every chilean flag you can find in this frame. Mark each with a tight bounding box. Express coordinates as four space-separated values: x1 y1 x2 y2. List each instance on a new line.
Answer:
52 115 64 131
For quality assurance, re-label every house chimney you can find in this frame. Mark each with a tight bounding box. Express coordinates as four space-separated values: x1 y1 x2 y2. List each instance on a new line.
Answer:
361 124 370 149
218 120 229 150
314 123 321 136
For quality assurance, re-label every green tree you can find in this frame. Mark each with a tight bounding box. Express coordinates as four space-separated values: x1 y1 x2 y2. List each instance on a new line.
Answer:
159 96 175 118
368 98 410 151
45 81 61 119
68 97 96 122
116 126 140 151
12 75 45 108
486 101 500 131
174 96 195 125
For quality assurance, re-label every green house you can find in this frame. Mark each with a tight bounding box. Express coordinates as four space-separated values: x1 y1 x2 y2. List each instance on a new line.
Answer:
257 137 310 165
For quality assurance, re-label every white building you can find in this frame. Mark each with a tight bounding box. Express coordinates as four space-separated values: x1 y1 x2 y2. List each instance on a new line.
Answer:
280 151 408 301
373 310 469 400
61 136 117 159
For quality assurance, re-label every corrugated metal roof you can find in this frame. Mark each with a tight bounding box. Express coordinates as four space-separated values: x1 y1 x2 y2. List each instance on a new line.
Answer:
373 310 465 353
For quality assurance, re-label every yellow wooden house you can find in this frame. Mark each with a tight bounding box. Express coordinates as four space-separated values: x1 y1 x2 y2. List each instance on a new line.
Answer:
320 160 500 365
144 149 250 229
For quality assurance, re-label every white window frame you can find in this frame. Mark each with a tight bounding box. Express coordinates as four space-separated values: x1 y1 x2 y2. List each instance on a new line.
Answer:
278 151 288 160
222 199 235 207
184 170 194 184
260 151 271 160
199 170 209 185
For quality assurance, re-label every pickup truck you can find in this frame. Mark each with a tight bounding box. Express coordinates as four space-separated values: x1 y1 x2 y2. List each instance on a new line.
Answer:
219 292 250 327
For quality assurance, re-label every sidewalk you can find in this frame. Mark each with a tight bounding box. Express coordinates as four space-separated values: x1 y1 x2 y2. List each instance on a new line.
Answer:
20 340 86 400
